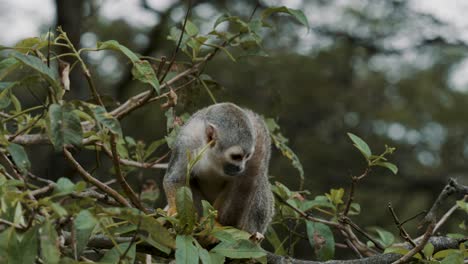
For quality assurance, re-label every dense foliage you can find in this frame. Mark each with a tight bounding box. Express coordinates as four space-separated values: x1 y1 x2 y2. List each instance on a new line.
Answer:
0 2 467 264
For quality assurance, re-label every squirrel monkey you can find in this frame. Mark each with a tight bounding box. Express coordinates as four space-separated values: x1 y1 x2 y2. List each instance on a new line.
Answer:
163 103 274 234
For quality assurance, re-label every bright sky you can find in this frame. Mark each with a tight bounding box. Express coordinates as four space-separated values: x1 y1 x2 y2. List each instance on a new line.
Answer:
1 0 468 90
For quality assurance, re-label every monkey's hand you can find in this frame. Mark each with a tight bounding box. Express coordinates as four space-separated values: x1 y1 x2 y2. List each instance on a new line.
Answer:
166 205 177 216
198 220 222 246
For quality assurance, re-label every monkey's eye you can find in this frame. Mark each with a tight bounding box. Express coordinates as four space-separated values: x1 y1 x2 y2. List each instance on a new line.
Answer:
230 154 243 161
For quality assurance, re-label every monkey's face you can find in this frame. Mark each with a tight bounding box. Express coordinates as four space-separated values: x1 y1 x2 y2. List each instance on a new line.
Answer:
221 145 253 176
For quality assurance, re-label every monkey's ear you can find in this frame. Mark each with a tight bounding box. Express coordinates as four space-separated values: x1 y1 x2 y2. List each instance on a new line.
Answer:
206 123 217 146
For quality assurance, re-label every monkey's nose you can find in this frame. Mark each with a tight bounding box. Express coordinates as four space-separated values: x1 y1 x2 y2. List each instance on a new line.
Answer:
224 164 242 176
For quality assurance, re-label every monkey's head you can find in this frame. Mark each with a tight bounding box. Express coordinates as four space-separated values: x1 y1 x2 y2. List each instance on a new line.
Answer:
203 104 255 177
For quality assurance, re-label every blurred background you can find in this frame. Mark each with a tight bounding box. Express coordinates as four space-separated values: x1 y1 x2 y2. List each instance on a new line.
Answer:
1 0 468 259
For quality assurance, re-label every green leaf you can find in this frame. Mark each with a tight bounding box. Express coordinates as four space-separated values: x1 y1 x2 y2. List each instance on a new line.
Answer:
88 104 123 136
384 246 410 255
185 20 199 36
370 227 394 248
98 40 139 62
0 82 17 90
7 143 31 174
40 220 60 264
375 161 398 174
423 242 434 258
211 226 251 243
103 207 174 253
0 57 19 80
306 221 335 261
267 118 304 183
47 104 83 151
144 138 166 160
261 6 309 28
14 37 47 52
265 226 287 255
75 209 98 256
347 132 372 159
12 52 60 91
131 60 160 93
456 199 468 213
211 240 266 259
9 225 38 264
175 235 199 264
54 177 75 195
100 242 136 264
0 83 14 109
440 250 464 264
325 188 344 206
176 186 197 234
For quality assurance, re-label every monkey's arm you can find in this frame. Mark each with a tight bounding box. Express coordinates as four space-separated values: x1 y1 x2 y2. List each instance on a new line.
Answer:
163 148 188 216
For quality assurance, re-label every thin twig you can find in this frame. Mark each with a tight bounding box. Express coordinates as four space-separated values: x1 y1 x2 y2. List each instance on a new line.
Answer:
159 0 192 83
341 217 385 251
63 148 131 207
388 203 418 250
109 134 149 213
391 222 435 264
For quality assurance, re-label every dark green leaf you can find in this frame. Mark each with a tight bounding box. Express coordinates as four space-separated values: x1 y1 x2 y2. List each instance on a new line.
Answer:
131 60 160 93
12 52 60 91
347 132 372 159
7 143 31 174
89 104 123 136
176 186 197 234
267 118 304 182
0 57 19 80
75 210 98 256
40 220 60 264
9 225 38 264
175 235 199 264
211 240 266 259
0 83 13 109
375 161 398 174
261 6 309 28
100 242 136 264
370 227 394 248
306 221 335 261
103 207 174 253
54 177 75 195
98 40 139 62
47 104 83 151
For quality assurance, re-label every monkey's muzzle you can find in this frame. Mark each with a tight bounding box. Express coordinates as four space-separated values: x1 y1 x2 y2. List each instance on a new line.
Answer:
224 164 242 176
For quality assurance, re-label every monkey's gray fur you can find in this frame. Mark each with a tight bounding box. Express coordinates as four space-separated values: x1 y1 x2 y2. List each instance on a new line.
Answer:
163 102 274 234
